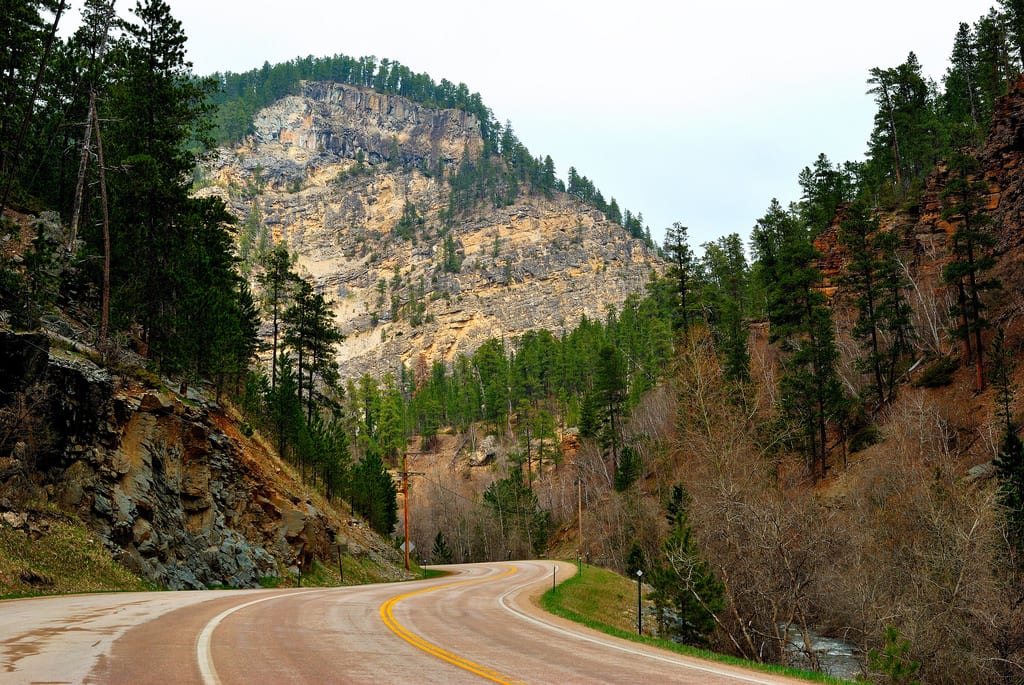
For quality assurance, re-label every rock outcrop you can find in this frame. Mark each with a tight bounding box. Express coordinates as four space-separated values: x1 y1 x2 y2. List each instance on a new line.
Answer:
815 74 1024 306
0 330 403 589
199 82 662 380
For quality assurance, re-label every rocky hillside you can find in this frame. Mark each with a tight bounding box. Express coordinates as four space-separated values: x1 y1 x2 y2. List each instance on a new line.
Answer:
0 325 406 591
198 81 662 379
817 73 1024 312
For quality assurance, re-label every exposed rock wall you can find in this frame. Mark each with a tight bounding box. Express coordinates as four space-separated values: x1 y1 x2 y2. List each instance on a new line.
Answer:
0 331 402 589
816 75 1024 308
252 81 483 169
200 82 662 380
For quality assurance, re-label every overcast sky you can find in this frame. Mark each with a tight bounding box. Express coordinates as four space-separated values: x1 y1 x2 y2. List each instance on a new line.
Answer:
69 1 999 247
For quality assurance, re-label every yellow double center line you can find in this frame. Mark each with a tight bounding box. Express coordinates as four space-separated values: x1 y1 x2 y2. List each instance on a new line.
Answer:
379 566 524 684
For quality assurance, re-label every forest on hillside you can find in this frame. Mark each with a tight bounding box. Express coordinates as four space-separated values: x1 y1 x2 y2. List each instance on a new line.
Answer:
5 0 1024 682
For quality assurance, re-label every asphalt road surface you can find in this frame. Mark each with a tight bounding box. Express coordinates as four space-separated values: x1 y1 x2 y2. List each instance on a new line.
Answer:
0 560 804 684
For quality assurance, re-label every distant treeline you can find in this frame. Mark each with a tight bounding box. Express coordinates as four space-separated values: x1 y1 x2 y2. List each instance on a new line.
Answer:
207 54 497 147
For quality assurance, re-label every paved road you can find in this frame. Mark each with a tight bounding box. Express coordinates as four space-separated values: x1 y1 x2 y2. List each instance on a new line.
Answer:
0 561 802 684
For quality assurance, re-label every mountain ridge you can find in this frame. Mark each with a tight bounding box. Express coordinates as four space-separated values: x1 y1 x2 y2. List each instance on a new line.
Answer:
198 81 663 379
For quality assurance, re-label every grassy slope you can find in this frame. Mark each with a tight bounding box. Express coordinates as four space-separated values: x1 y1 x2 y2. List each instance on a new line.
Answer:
0 512 154 598
540 563 850 684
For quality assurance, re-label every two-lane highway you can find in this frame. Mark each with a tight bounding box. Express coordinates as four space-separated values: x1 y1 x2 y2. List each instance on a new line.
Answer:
0 561 802 684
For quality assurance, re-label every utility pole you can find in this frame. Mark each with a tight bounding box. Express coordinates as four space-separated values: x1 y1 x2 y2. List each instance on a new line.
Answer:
577 476 583 574
399 453 424 571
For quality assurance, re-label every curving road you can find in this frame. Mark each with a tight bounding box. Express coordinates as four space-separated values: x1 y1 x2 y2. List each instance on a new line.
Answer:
0 561 802 684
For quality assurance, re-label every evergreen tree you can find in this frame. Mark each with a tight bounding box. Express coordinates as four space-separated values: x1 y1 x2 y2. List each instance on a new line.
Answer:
614 443 642 492
649 485 723 647
1003 0 1024 66
308 414 351 501
865 52 943 200
797 153 856 234
839 199 914 407
975 8 1017 122
351 447 398 536
182 200 260 396
258 243 299 390
268 351 304 462
377 374 407 464
625 541 645 577
752 200 846 479
991 328 1024 562
472 338 511 431
700 234 751 382
0 0 67 211
431 530 453 564
664 222 695 332
593 344 628 471
283 278 343 423
353 373 382 458
944 22 984 146
101 0 222 362
483 468 551 557
941 151 999 392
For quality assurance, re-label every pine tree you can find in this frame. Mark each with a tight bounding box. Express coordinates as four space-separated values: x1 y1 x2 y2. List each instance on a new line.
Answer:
308 414 351 501
351 447 398 536
0 0 68 212
944 22 983 146
259 243 299 390
377 374 407 464
96 0 248 378
839 199 914 407
268 352 304 462
941 150 999 392
797 153 856 234
990 328 1024 560
650 485 724 647
483 468 551 557
865 53 943 200
975 8 1017 120
284 278 343 423
472 339 511 431
593 344 628 471
614 443 642 492
664 222 695 332
752 200 846 478
1002 0 1024 67
431 530 453 564
700 233 751 382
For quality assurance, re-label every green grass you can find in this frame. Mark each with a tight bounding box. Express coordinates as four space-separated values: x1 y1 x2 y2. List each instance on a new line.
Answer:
540 564 851 684
419 567 449 580
270 555 415 589
0 513 154 598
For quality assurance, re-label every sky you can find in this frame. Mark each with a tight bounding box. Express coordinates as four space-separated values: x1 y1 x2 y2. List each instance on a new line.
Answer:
65 0 999 247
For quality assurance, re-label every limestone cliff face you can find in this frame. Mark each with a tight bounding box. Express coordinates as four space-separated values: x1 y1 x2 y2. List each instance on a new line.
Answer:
253 81 483 169
199 82 662 380
0 331 403 589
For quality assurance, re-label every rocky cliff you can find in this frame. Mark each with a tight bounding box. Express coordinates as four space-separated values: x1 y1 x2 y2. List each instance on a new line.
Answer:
0 329 404 590
198 82 662 380
816 74 1024 318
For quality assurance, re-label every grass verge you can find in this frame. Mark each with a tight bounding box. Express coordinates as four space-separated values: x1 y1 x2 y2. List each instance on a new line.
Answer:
539 564 851 684
0 512 153 598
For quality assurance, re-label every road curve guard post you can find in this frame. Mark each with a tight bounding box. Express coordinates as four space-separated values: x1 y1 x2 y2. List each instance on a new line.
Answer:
332 540 348 584
636 569 643 635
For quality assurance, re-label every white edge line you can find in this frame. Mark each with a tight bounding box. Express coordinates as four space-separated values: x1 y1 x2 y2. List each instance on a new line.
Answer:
497 563 782 685
196 590 321 685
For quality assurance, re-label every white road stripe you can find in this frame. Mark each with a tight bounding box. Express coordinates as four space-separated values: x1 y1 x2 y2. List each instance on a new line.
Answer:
196 590 320 685
497 562 783 685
